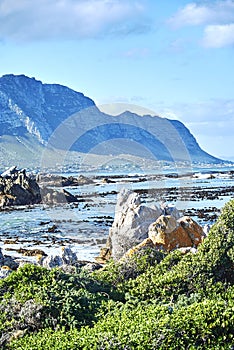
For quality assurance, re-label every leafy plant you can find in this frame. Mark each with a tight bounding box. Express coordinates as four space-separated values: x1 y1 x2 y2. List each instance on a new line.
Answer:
3 199 234 349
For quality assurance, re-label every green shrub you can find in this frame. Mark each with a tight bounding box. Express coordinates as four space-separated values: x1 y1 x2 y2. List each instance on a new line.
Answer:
4 199 234 349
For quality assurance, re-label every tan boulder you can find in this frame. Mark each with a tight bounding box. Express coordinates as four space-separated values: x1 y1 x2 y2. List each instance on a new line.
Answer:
177 216 204 245
148 215 203 251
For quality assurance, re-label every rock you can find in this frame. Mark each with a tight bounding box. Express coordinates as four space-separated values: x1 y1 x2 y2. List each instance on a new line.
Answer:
123 238 156 259
36 174 94 187
95 247 111 264
39 254 63 269
0 266 12 279
101 178 115 184
148 215 203 251
108 189 162 260
177 247 197 254
203 224 211 236
60 246 78 265
1 166 18 177
0 248 4 263
76 175 94 185
0 248 19 270
177 216 204 244
38 246 78 269
81 262 103 272
98 189 203 261
160 202 180 219
40 187 78 204
2 255 19 270
0 168 79 207
0 167 41 207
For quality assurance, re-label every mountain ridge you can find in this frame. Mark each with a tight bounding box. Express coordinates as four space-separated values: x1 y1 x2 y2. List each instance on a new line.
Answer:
0 74 224 166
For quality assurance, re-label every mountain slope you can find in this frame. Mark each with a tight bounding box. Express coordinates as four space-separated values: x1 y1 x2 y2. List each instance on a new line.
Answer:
0 74 223 165
0 74 95 143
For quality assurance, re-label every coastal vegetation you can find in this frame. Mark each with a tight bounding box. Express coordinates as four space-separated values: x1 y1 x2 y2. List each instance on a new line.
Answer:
1 199 234 349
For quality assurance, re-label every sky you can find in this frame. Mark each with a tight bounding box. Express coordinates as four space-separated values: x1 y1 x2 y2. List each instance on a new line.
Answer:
0 0 234 160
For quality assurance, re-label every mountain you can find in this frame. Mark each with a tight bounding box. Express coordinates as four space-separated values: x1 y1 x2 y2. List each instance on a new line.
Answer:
0 74 223 168
0 74 95 143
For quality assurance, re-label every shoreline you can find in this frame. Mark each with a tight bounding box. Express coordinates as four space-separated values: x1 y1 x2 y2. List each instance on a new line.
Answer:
0 167 233 264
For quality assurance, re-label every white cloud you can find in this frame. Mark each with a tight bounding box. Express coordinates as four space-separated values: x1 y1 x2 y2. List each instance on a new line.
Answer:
202 23 234 47
168 1 234 28
168 1 234 48
0 0 149 41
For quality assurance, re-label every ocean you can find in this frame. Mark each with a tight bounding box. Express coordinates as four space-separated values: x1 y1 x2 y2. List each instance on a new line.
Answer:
0 164 233 263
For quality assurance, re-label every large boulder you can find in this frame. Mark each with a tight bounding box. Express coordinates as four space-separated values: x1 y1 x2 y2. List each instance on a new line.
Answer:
0 167 41 207
0 167 78 207
98 189 203 261
108 189 162 260
148 215 203 251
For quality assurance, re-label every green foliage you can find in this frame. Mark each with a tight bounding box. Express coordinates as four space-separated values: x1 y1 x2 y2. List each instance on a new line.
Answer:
8 294 234 349
95 247 165 286
3 199 234 349
0 264 121 348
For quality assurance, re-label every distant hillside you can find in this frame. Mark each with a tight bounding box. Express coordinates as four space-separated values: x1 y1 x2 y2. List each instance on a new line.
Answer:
0 74 224 167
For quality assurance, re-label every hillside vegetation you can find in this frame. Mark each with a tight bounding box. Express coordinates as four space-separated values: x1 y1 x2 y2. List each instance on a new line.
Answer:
1 199 234 349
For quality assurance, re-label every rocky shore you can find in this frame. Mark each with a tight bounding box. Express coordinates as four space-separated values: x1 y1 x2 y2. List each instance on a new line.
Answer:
0 166 233 272
0 167 79 207
1 187 207 279
96 188 205 262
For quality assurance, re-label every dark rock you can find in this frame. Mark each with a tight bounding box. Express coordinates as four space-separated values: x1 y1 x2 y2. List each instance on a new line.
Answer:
36 174 94 187
40 187 78 204
0 248 19 271
0 167 41 207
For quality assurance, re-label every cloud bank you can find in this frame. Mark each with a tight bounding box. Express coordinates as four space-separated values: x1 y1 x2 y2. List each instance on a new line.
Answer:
0 0 149 41
168 1 234 48
203 24 234 48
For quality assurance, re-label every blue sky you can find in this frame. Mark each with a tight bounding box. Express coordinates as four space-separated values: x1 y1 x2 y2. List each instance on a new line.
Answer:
0 0 234 159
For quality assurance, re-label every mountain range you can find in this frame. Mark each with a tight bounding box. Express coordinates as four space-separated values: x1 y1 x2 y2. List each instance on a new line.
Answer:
0 74 223 170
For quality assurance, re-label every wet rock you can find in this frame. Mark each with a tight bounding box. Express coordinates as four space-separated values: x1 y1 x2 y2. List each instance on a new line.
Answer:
108 189 162 260
47 224 58 233
0 248 19 270
0 167 41 207
101 178 115 184
40 187 78 204
76 175 94 185
4 247 47 258
0 248 4 263
37 174 94 187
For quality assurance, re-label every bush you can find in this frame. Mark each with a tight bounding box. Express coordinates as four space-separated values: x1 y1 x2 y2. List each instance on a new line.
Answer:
4 199 234 349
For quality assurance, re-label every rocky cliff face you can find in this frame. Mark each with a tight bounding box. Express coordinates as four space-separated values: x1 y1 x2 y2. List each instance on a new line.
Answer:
0 74 222 164
0 74 95 143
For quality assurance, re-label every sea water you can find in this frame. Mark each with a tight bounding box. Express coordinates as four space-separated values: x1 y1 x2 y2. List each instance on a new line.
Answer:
0 165 233 262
